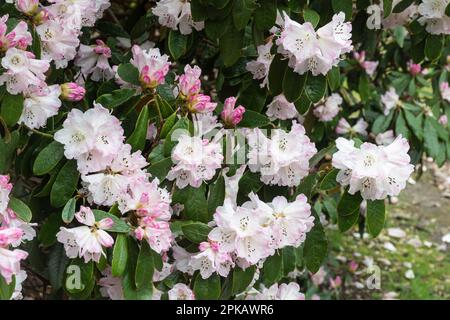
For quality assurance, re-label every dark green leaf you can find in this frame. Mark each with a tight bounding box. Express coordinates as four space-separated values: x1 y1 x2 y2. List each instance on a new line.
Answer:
117 63 140 86
93 210 131 233
96 89 136 109
193 273 221 300
268 54 288 96
33 141 65 176
135 241 155 289
127 105 149 152
366 200 386 237
305 74 327 103
50 160 79 208
61 198 76 224
8 197 32 222
168 30 188 59
1 93 23 127
283 67 307 102
181 222 212 243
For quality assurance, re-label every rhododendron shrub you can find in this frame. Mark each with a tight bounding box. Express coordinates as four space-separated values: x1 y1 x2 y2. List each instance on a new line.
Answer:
0 0 448 300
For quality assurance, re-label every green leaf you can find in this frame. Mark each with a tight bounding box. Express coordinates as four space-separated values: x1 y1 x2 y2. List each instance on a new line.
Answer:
382 0 393 17
39 212 62 247
135 241 155 289
303 9 320 28
112 234 128 277
404 110 423 141
0 275 15 300
293 173 318 200
232 0 256 30
332 0 353 20
220 26 244 67
268 54 288 96
8 197 32 222
263 252 283 286
1 93 24 127
238 110 270 128
393 0 415 13
193 273 221 300
282 67 307 102
295 92 312 115
320 169 339 191
232 266 256 295
96 88 136 109
181 222 212 243
168 30 188 59
50 160 79 208
338 191 363 216
327 67 341 91
254 0 277 30
425 34 443 61
304 211 328 273
65 259 94 298
61 198 76 224
33 141 65 176
173 185 209 223
395 111 410 140
117 63 140 86
127 105 149 152
282 246 297 275
338 209 359 232
305 74 327 103
93 210 131 233
208 175 225 215
160 112 177 139
47 243 69 291
424 117 440 158
359 73 370 102
366 200 386 237
147 157 173 182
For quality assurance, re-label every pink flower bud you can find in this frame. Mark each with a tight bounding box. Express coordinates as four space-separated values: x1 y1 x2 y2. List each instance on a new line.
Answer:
16 0 39 16
329 276 342 289
221 97 245 127
93 40 112 58
178 65 202 99
407 60 422 76
348 261 359 273
60 83 86 101
188 93 217 113
439 115 448 126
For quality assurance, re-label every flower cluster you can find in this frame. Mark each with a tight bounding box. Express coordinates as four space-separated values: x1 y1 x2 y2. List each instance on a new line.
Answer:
189 192 314 278
130 45 171 89
246 282 306 300
0 175 35 298
247 122 317 187
276 12 353 76
332 136 414 200
246 41 273 88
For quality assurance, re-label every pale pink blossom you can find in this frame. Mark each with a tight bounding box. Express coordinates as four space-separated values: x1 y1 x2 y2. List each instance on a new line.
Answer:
168 283 195 300
0 48 49 94
336 118 368 136
19 85 62 129
98 267 124 300
57 206 114 263
0 227 28 284
14 0 39 16
381 87 400 115
313 93 342 122
438 114 448 126
440 82 450 102
134 217 173 254
266 94 298 120
0 15 32 51
60 82 86 101
190 241 234 279
178 64 201 99
248 283 305 300
354 51 378 77
418 0 450 35
246 41 273 88
75 40 114 81
0 175 13 215
152 0 204 35
375 130 395 146
188 94 217 113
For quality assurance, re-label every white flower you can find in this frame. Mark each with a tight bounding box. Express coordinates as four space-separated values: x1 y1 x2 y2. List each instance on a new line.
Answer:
168 283 195 300
152 0 204 35
75 40 114 81
36 20 80 69
418 0 450 34
336 118 368 136
332 136 414 200
313 93 342 122
98 267 124 300
167 134 223 189
19 85 62 129
266 94 298 120
375 130 395 146
246 41 274 88
248 283 305 300
248 193 314 249
0 48 49 95
57 206 114 263
190 241 234 279
381 87 400 115
247 122 317 187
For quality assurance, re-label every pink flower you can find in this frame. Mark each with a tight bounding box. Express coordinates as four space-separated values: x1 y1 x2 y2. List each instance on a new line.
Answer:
348 261 359 272
440 82 450 102
354 51 378 77
381 87 400 115
188 94 217 113
134 218 173 254
190 241 234 279
178 64 202 99
75 40 114 82
266 94 298 121
407 60 422 76
314 93 342 122
0 226 28 284
329 276 342 289
336 118 368 136
131 45 171 89
0 175 13 215
60 82 86 101
0 15 32 51
56 206 115 263
221 97 246 126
